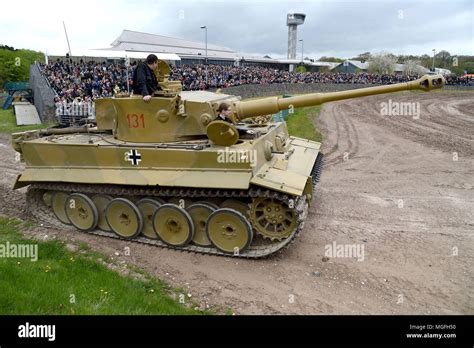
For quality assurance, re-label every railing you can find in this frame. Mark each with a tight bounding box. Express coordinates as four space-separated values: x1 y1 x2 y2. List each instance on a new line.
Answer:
35 62 57 97
55 101 95 126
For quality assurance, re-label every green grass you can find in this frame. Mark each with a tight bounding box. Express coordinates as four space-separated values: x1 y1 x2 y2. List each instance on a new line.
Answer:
286 106 322 142
0 108 47 133
0 217 204 315
242 95 322 142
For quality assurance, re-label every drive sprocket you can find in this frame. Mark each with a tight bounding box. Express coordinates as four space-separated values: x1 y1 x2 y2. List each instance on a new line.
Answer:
249 196 298 240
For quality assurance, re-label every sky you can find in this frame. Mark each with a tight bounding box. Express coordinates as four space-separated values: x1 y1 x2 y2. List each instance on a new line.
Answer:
1 0 472 59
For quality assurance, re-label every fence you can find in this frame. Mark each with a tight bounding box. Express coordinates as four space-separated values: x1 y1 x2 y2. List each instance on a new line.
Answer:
55 102 95 126
219 82 474 99
29 63 56 123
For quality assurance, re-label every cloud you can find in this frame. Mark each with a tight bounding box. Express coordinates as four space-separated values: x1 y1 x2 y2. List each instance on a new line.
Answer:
1 0 472 58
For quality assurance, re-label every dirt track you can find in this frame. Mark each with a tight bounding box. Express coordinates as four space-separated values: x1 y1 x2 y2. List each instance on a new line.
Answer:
0 91 473 314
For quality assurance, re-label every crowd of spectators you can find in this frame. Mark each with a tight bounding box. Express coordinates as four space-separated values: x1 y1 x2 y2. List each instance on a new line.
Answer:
41 60 474 103
171 64 425 90
444 74 474 86
42 60 132 104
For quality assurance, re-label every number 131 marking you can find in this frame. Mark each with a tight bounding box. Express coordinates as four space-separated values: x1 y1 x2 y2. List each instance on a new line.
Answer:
127 113 145 128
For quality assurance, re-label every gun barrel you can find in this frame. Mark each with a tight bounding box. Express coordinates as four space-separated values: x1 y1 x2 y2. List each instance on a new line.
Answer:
234 74 445 119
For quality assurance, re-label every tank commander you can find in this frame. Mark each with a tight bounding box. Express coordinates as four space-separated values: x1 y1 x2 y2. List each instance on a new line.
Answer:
132 54 160 102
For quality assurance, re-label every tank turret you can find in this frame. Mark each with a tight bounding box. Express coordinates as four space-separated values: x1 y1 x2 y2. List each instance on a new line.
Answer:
93 62 444 145
11 60 445 257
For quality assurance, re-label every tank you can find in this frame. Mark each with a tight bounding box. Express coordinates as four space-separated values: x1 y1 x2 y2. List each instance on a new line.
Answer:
11 61 445 258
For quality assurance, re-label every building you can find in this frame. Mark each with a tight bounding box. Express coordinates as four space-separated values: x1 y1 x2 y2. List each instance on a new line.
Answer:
331 60 369 73
110 30 238 65
108 30 337 71
286 12 306 60
332 60 430 75
47 49 181 64
47 29 339 72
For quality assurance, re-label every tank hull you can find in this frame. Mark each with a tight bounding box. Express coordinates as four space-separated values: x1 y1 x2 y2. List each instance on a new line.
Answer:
14 123 320 197
13 123 321 258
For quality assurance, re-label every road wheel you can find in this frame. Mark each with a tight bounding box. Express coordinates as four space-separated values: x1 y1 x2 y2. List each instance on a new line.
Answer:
105 198 143 239
187 203 216 247
65 193 98 231
206 208 252 254
153 204 194 247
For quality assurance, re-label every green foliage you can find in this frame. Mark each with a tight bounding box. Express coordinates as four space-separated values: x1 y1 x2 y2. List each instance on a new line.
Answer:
328 50 474 76
0 108 47 133
409 51 473 75
351 52 371 63
318 56 345 63
450 58 474 75
317 66 331 73
0 46 45 88
295 65 307 73
368 52 397 74
0 217 203 315
286 106 322 143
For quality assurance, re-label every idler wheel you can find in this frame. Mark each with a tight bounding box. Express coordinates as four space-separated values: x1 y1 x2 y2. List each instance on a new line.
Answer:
105 198 143 239
65 193 99 231
206 208 252 254
92 194 113 231
186 203 216 247
153 204 194 247
51 191 71 225
137 198 163 239
42 191 53 207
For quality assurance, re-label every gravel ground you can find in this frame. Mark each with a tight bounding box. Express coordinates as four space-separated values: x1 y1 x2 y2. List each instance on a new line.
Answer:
0 91 472 314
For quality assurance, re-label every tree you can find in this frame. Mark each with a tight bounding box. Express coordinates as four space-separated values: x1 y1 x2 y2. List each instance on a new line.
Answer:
318 56 344 63
295 65 307 73
435 50 451 68
464 61 474 73
368 52 397 74
318 66 331 72
353 52 371 63
419 54 432 69
403 60 426 75
398 54 421 64
0 47 45 87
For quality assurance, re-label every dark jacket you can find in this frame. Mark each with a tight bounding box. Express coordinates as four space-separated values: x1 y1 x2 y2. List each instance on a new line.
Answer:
217 114 234 123
132 63 159 96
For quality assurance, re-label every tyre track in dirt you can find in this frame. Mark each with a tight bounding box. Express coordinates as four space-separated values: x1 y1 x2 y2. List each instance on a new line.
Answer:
314 91 473 314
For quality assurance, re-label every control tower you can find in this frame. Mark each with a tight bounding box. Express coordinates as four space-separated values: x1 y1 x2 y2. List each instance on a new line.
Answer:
287 12 306 59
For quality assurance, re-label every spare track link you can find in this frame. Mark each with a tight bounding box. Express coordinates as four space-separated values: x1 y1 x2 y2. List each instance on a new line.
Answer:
27 183 309 259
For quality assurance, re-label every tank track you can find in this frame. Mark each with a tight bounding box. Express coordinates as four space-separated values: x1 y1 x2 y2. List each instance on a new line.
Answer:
311 153 324 187
27 183 309 259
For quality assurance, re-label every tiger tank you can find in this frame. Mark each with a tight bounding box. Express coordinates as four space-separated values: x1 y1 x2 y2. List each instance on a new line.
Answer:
11 61 445 258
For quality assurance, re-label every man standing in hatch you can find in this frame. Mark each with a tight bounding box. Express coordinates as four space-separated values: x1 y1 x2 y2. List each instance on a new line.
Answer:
132 54 160 102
